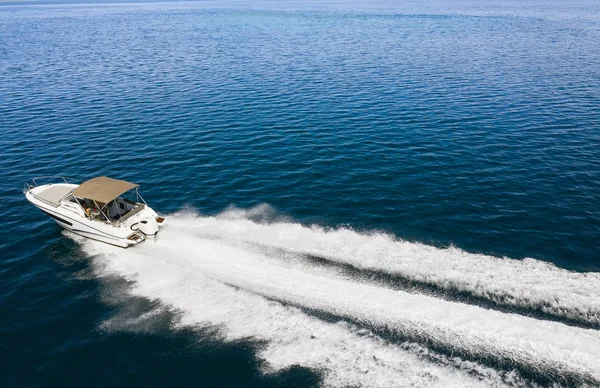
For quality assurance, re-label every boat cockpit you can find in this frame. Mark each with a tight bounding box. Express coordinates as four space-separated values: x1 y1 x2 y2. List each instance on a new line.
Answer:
55 176 149 224
65 195 145 223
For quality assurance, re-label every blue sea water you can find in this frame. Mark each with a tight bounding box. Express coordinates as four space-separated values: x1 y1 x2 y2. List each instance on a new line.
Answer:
1 0 600 386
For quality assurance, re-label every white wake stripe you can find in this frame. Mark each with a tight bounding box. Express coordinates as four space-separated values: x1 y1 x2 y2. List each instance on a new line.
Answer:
80 216 600 385
83 239 510 387
176 207 600 325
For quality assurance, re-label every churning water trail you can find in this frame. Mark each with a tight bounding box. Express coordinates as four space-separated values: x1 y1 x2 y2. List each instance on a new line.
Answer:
79 207 600 387
180 205 600 329
82 245 509 388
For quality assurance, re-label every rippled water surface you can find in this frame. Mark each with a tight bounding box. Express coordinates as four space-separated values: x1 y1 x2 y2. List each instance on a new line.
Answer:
1 1 600 387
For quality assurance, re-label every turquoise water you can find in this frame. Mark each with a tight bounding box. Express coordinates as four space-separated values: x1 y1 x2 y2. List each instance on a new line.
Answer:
1 1 600 386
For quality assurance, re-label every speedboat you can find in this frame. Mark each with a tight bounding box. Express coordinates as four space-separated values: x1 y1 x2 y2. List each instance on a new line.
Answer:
24 176 166 247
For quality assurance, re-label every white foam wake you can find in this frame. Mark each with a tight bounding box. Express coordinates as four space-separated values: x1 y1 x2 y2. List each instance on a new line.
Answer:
83 240 511 387
178 205 600 326
77 210 600 386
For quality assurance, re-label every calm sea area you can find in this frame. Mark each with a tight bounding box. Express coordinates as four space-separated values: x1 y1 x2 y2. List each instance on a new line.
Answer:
1 1 599 386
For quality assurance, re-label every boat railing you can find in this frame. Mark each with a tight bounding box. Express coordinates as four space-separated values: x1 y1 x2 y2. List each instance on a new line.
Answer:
30 176 80 187
24 176 81 196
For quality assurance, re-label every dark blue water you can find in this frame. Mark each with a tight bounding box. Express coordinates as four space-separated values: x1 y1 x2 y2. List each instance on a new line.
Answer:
2 1 600 387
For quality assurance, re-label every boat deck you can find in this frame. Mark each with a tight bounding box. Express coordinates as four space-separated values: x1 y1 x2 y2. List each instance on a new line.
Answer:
34 185 74 207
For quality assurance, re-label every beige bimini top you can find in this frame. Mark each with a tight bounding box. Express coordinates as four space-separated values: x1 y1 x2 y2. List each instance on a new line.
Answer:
72 176 139 203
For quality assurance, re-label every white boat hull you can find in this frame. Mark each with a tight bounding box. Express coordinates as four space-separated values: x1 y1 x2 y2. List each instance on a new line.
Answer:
25 182 164 248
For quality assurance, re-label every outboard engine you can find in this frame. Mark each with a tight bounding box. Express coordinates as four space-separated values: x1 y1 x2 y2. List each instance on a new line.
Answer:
132 218 159 237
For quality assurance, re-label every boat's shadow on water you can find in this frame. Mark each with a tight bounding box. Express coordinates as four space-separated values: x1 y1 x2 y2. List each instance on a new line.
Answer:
38 237 323 388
